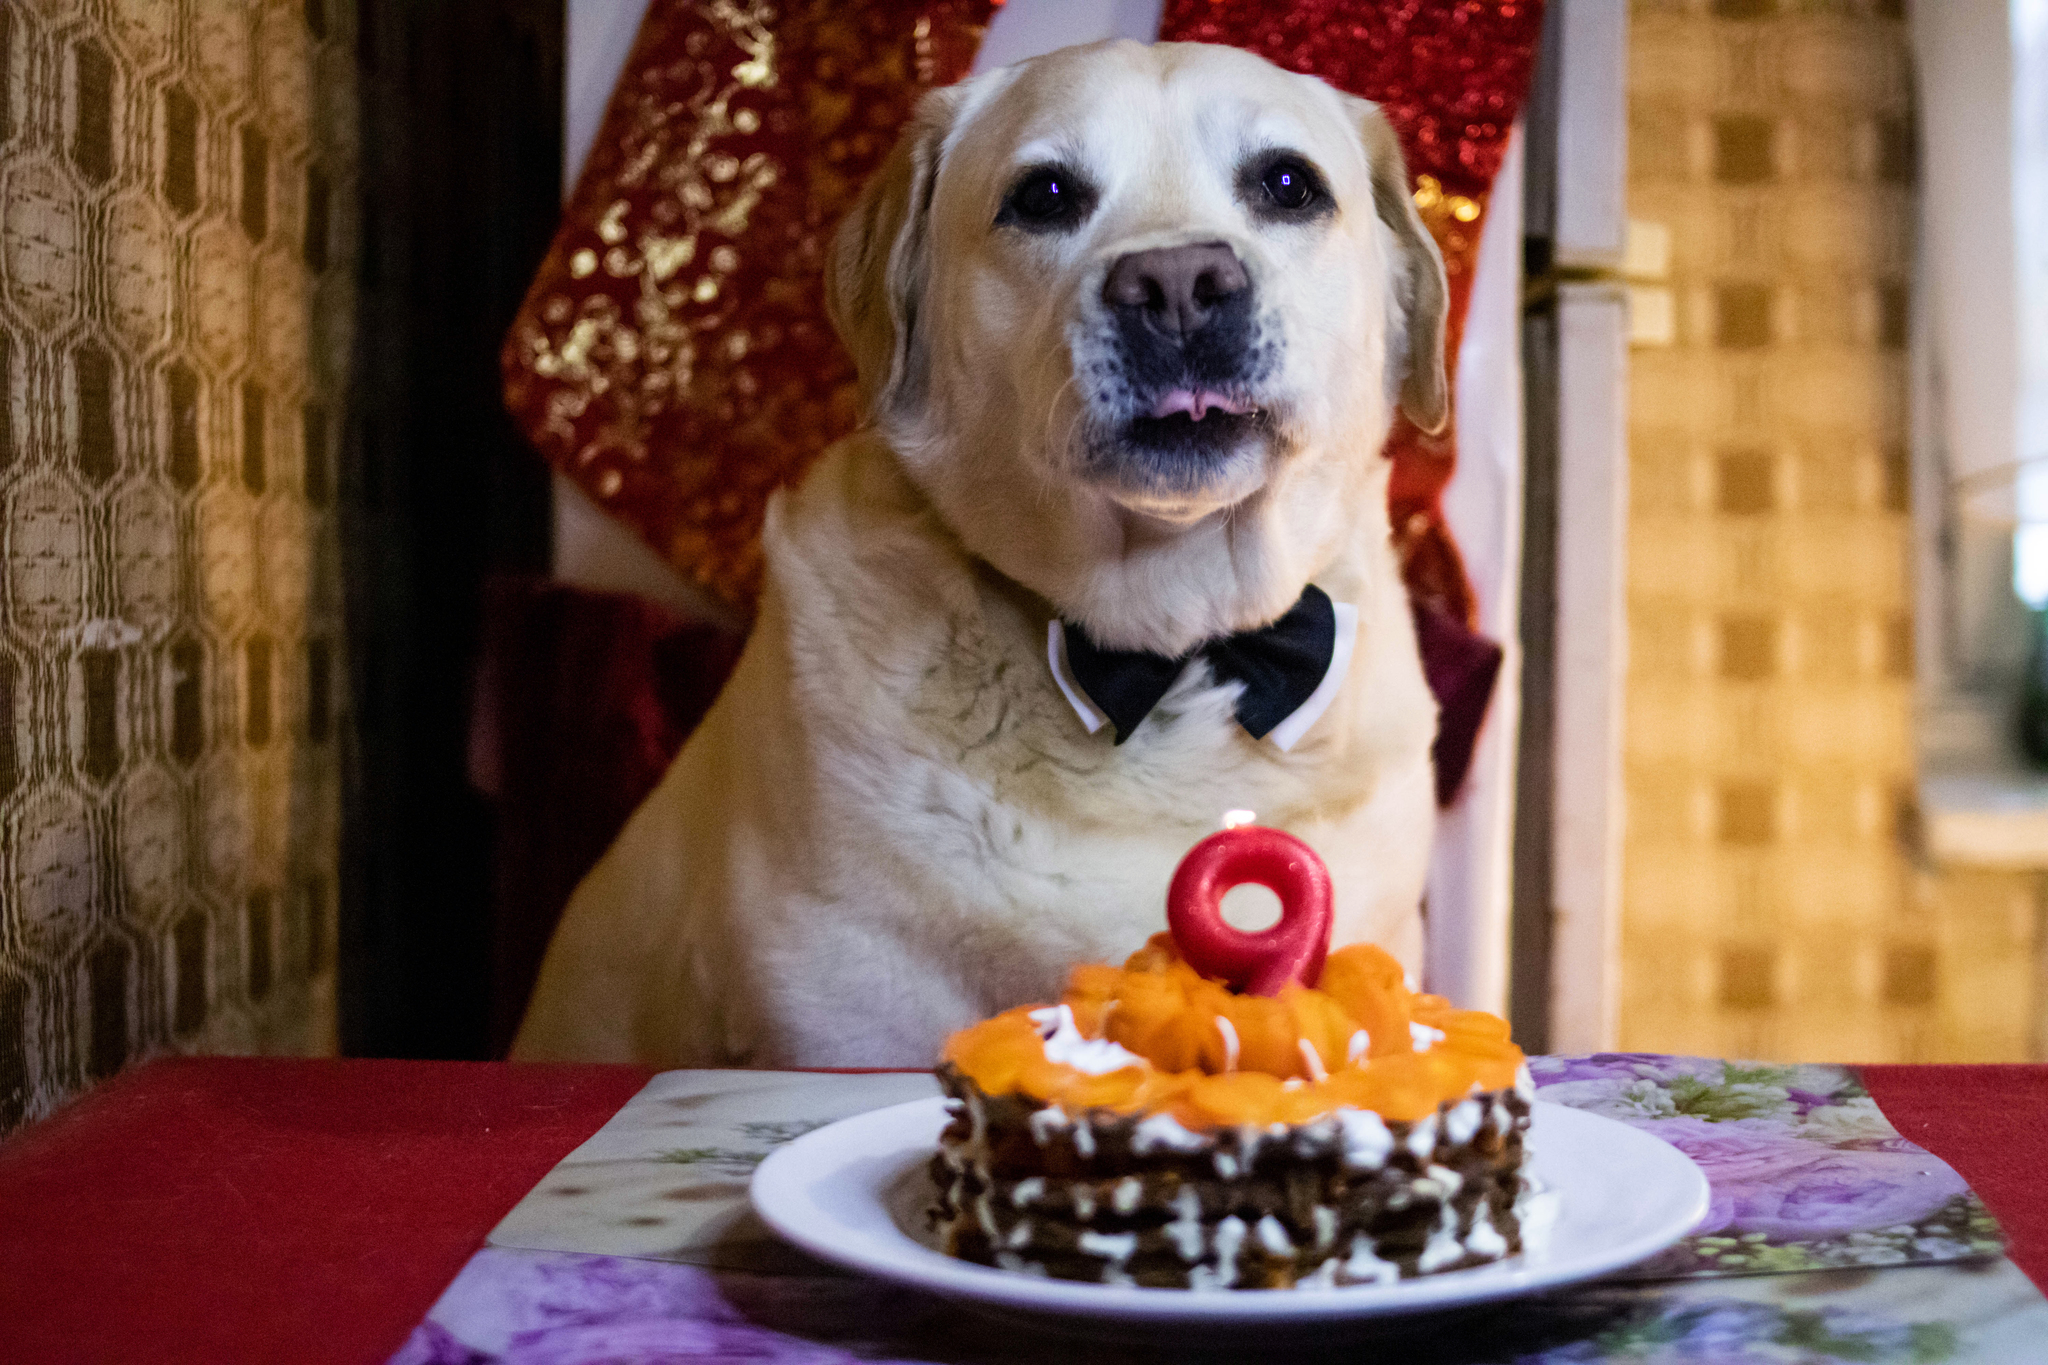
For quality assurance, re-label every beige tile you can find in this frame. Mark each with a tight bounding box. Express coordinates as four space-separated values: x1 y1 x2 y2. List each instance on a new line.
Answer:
1782 191 1911 274
1615 3 2037 1063
1778 26 1910 110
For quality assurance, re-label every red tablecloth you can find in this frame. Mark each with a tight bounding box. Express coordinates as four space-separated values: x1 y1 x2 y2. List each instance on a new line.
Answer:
1862 1064 2047 1277
0 1058 2040 1365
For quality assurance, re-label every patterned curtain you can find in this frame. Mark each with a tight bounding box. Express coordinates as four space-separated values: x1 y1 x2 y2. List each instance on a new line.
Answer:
0 0 352 1135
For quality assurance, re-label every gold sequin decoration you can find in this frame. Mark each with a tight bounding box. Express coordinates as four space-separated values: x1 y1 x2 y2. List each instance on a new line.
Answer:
501 0 993 612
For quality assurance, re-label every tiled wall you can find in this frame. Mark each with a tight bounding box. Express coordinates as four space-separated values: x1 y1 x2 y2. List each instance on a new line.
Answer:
1620 0 2041 1061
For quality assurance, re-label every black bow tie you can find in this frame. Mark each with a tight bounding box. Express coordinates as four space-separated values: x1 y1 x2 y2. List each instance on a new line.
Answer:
1061 585 1338 745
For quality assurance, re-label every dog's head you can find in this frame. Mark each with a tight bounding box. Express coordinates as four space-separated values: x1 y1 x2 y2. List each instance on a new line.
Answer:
828 41 1446 655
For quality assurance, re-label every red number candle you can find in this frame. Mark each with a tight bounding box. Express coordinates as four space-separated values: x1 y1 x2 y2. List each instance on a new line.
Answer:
1166 824 1333 996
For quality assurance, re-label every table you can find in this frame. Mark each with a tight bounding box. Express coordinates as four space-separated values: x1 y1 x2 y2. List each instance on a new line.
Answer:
0 1058 2041 1365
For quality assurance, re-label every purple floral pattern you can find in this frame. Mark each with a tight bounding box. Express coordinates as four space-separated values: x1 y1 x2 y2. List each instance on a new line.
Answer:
1529 1055 2003 1276
388 1252 944 1365
1501 1298 1964 1364
390 1249 2045 1364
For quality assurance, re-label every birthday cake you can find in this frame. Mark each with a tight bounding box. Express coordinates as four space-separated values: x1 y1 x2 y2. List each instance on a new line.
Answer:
928 828 1544 1290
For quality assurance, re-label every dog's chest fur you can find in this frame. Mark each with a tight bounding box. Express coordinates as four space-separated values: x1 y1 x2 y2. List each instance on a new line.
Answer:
514 433 1438 1067
724 433 1437 1061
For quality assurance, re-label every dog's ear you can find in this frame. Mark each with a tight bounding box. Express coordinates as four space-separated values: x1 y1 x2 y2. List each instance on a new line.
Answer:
1349 99 1450 435
826 84 967 421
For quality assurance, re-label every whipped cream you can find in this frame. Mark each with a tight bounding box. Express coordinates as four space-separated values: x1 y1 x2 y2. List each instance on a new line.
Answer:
1029 1005 1144 1075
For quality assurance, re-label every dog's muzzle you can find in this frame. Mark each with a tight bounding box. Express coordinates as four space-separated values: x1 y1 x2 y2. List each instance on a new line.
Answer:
1087 242 1276 491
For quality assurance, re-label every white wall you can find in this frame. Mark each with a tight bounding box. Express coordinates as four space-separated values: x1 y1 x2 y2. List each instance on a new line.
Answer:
2016 2 2048 583
1910 0 2023 694
1530 0 1632 1050
972 0 1161 68
1546 282 1630 1052
564 0 652 194
1425 133 1525 1014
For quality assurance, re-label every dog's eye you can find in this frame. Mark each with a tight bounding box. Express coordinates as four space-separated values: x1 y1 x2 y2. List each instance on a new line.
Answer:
1260 157 1320 212
998 167 1095 231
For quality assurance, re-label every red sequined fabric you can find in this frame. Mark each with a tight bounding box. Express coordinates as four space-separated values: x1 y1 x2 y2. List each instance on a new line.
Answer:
1160 0 1545 625
502 0 995 610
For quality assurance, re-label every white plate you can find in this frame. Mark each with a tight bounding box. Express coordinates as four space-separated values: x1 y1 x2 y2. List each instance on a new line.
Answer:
751 1098 1708 1327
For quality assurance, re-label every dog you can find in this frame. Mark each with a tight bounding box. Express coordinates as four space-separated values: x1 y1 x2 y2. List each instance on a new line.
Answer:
513 39 1449 1067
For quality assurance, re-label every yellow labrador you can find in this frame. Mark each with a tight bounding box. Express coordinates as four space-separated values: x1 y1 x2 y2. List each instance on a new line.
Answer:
514 40 1448 1066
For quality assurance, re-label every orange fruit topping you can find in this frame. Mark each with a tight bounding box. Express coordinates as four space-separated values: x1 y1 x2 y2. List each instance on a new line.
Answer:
939 934 1524 1127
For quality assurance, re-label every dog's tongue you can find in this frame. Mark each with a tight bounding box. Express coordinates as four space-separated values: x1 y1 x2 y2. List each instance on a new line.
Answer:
1150 389 1255 422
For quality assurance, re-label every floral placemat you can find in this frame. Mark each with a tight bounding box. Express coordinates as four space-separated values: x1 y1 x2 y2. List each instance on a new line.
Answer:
1529 1055 2003 1278
401 1059 2037 1364
487 1069 941 1271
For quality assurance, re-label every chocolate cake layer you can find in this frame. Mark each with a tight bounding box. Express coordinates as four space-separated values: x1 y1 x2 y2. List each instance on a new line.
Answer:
930 1063 1541 1289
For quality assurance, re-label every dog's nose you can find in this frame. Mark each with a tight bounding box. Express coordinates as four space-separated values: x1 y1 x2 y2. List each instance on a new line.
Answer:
1102 243 1249 339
